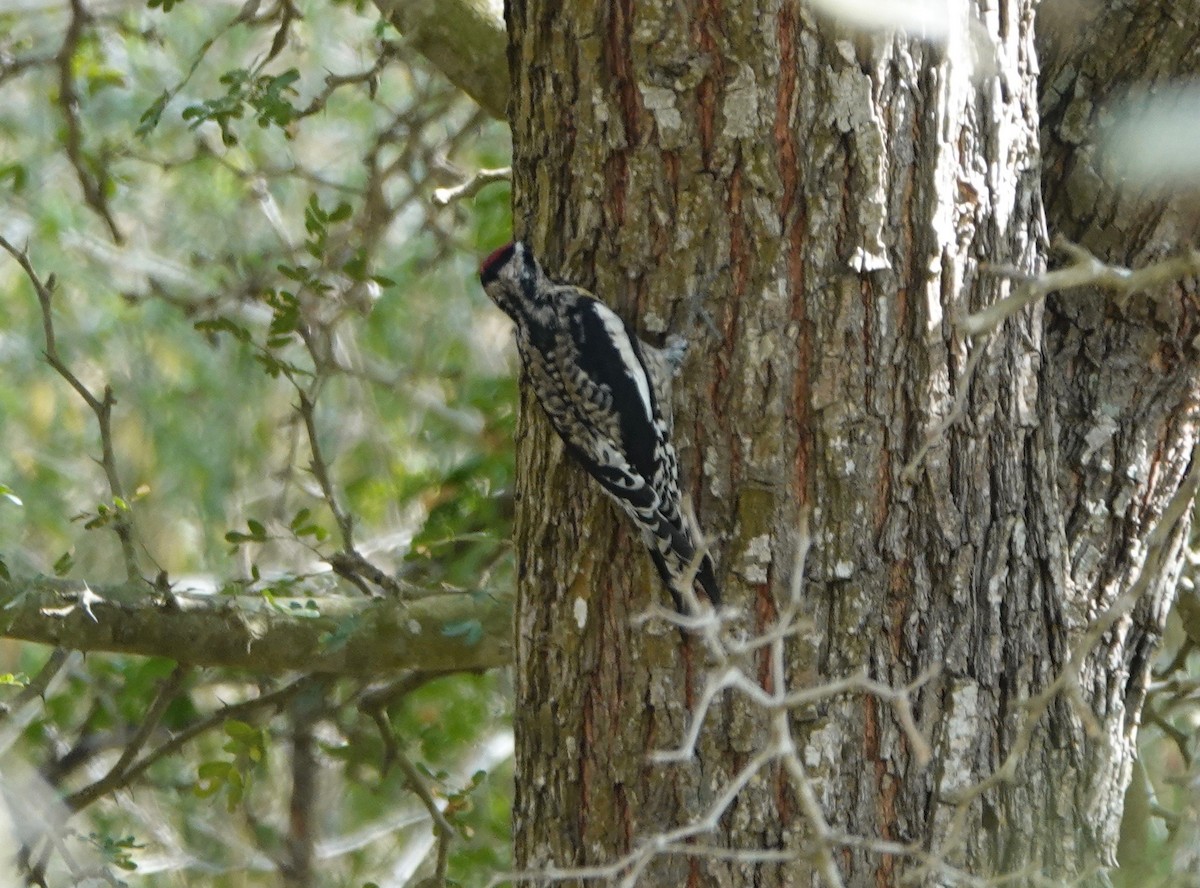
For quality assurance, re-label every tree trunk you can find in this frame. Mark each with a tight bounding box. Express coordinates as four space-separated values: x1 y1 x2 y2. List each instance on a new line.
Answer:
506 1 1200 884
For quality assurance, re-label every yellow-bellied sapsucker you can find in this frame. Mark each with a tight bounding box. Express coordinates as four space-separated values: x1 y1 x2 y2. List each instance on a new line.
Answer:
480 241 720 612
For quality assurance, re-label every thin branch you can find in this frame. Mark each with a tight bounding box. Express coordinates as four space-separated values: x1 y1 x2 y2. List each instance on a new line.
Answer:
965 236 1200 337
0 236 142 581
294 41 403 119
0 50 57 87
69 674 319 820
0 649 70 724
296 391 403 598
432 167 511 206
55 0 122 242
907 236 1200 485
393 745 456 884
64 664 188 812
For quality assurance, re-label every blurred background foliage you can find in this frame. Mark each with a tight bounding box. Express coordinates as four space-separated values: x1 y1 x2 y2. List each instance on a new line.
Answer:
0 0 515 884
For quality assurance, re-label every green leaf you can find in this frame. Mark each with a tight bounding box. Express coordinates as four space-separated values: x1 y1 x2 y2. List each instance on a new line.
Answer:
52 551 74 577
194 760 233 797
223 719 258 742
0 163 27 192
194 316 253 344
136 90 170 137
277 264 309 282
343 251 367 280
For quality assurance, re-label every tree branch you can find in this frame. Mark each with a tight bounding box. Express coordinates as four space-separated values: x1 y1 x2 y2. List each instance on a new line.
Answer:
0 576 511 675
373 0 508 120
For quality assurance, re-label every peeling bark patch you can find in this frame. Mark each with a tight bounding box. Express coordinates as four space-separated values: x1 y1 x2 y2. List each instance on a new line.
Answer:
756 584 778 693
862 694 898 886
601 0 642 226
775 4 799 223
605 150 630 228
942 680 980 796
641 84 684 142
580 688 595 840
778 4 810 508
727 163 750 298
692 0 723 166
603 0 642 146
737 532 773 584
722 62 760 140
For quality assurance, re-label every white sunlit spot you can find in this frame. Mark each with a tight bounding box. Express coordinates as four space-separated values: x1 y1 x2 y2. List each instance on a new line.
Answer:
809 0 954 38
1105 85 1200 187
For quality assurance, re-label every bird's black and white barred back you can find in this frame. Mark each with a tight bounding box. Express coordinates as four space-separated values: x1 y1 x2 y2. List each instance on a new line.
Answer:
479 241 720 612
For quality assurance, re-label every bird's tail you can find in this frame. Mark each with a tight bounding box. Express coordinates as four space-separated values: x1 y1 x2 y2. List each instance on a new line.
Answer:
648 518 720 612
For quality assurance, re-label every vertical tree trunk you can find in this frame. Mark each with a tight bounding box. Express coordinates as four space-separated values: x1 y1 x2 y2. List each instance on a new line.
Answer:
506 1 1199 884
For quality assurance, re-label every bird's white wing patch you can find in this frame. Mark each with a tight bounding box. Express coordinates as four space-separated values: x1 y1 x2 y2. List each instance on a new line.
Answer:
589 300 654 424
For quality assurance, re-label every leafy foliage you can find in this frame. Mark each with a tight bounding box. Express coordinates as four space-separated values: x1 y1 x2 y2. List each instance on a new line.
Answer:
181 67 302 146
0 0 515 883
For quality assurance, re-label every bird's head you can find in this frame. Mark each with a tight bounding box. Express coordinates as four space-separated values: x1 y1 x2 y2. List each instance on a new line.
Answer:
479 240 543 322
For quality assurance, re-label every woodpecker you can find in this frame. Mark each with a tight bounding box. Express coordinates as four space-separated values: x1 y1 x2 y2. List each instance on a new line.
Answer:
479 241 719 612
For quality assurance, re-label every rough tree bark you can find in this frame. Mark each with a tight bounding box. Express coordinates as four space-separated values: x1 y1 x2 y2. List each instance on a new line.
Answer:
506 1 1199 885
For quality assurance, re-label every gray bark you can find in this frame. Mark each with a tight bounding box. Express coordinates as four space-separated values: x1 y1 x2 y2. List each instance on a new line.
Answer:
506 0 1200 885
0 577 510 674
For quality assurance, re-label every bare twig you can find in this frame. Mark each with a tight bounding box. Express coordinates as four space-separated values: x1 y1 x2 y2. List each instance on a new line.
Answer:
907 237 1200 486
295 391 403 597
394 747 456 879
432 167 511 206
0 51 57 87
55 0 123 242
0 236 142 581
294 42 403 119
966 236 1200 337
0 649 70 724
64 664 188 812
263 0 303 64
